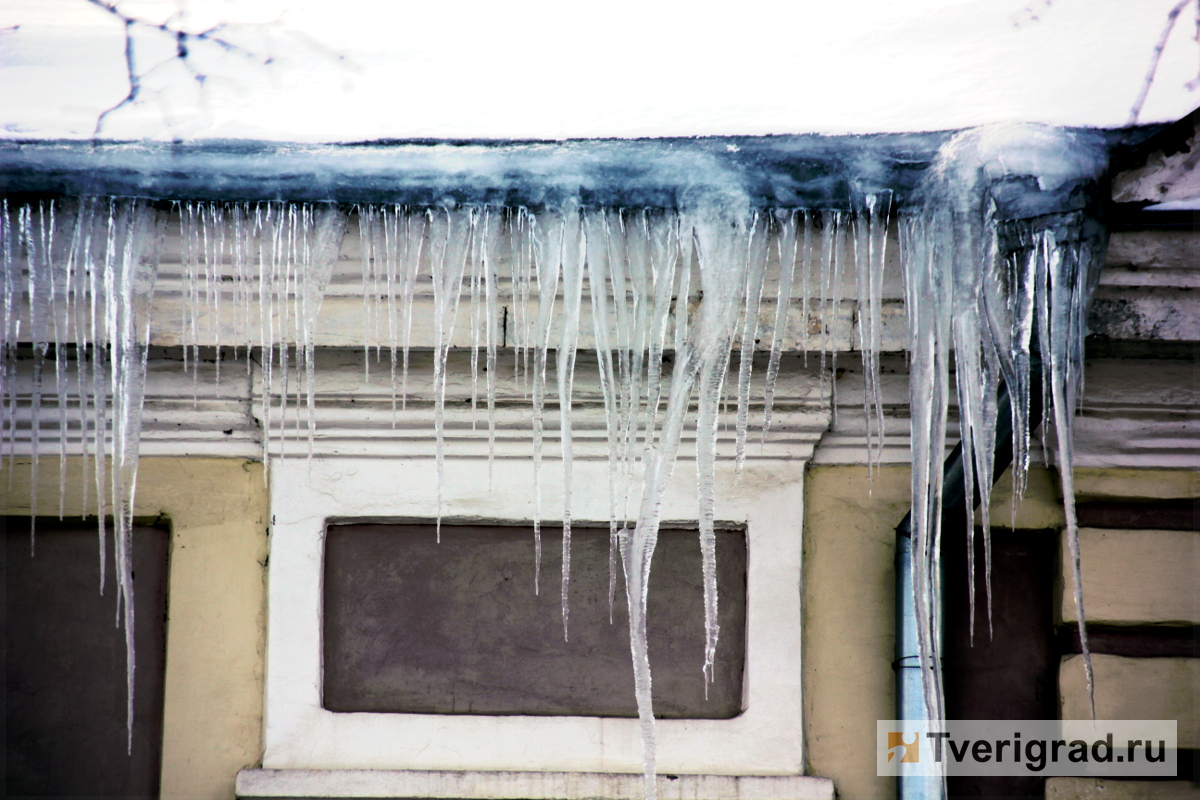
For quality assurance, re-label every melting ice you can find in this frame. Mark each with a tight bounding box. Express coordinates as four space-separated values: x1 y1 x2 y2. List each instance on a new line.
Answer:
0 122 1109 798
900 123 1108 727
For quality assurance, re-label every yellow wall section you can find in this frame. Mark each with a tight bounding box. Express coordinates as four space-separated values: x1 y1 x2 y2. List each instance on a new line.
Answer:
1058 470 1199 761
804 465 906 800
3 457 1189 798
804 465 1067 800
2 457 268 800
1063 528 1199 625
1061 655 1199 749
1047 777 1200 799
1074 468 1200 501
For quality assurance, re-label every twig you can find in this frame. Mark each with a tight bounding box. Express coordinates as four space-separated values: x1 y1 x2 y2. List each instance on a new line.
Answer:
1187 0 1200 90
1128 0 1196 126
86 0 273 136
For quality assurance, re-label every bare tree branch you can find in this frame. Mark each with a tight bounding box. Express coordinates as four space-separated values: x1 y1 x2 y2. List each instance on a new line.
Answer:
1186 0 1200 90
1128 0 1197 126
86 0 275 136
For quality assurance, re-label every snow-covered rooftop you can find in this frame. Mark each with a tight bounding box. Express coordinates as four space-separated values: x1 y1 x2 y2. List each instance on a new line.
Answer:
1 0 1198 142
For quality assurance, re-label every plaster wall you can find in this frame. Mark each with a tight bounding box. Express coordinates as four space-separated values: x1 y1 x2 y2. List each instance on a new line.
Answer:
1 454 1194 799
1056 469 1199 797
1047 777 1200 799
1074 469 1200 501
802 464 1084 800
802 465 905 800
1060 654 1199 749
1062 527 1199 625
1 457 269 800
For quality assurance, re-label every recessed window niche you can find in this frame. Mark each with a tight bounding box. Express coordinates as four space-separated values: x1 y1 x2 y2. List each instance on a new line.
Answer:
322 522 747 719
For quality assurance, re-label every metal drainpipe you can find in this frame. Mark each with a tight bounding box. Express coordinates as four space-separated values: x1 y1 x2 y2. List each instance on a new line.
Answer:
894 528 942 800
894 354 1044 800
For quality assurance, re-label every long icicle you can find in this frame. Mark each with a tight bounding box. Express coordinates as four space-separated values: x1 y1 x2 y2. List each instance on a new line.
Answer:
555 204 585 640
899 124 1108 748
429 208 472 542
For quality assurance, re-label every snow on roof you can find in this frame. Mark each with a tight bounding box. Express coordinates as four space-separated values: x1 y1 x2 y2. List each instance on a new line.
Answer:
1 0 1198 142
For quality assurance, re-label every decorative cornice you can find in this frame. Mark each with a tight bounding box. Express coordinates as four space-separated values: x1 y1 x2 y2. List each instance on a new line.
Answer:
4 349 1194 470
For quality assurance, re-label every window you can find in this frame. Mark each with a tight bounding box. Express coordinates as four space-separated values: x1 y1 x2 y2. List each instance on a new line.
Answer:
322 522 747 719
4 518 169 797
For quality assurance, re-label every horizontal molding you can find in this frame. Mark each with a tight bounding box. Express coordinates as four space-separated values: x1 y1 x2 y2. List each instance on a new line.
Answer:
234 768 835 800
1059 625 1200 659
1077 500 1199 531
4 351 1196 468
5 224 1198 355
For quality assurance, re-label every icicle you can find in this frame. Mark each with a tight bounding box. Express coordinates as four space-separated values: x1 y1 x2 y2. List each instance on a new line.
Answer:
623 204 752 800
23 201 56 548
798 212 814 366
529 210 562 589
480 209 500 487
672 219 694 360
584 210 624 622
732 212 768 476
429 208 472 541
898 208 951 728
1 198 15 478
360 204 378 383
57 269 74 519
202 202 225 384
510 208 534 400
0 132 1112 800
64 200 92 525
30 339 44 547
302 206 346 459
829 212 849 422
115 201 161 752
44 200 70 522
641 212 680 446
1038 228 1100 716
762 209 798 437
555 204 585 640
469 210 483 431
622 211 650 474
256 203 276 484
276 207 292 458
90 201 111 582
852 193 892 474
48 198 163 753
900 123 1108 739
817 212 837 385
231 204 251 376
399 208 426 411
604 210 637 525
381 206 399 423
3 198 167 752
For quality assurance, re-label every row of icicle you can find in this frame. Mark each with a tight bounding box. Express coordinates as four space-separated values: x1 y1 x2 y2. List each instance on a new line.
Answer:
0 123 1105 798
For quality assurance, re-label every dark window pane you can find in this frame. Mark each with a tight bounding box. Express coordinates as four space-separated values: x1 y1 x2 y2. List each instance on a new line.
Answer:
4 518 168 799
323 524 746 719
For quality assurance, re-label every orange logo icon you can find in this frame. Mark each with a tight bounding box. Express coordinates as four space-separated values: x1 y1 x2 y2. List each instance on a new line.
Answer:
887 732 920 763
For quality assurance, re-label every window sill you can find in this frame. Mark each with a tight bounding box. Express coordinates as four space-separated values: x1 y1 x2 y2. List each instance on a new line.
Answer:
235 768 836 800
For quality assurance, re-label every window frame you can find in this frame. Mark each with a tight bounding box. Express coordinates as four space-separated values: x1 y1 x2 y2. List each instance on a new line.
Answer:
263 453 807 775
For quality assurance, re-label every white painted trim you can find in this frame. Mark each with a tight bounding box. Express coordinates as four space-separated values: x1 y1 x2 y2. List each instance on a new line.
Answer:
235 768 836 800
263 452 809 776
4 351 1195 469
